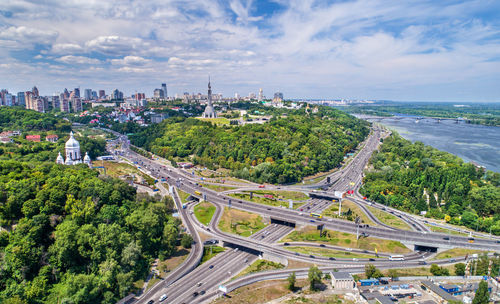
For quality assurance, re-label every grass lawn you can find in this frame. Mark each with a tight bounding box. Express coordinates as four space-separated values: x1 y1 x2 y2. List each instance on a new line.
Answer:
218 207 267 237
366 206 412 230
435 248 488 260
357 264 457 279
228 193 306 209
196 117 231 126
202 184 237 192
177 189 191 203
426 224 470 236
247 190 309 201
99 161 155 185
194 201 216 225
281 226 410 254
201 245 225 264
236 259 285 278
285 246 380 259
322 200 376 226
157 246 191 278
146 277 160 291
212 279 309 304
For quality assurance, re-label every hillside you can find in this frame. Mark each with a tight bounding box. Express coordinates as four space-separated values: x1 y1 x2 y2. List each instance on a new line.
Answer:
0 107 105 162
0 161 179 303
360 134 500 234
131 105 369 184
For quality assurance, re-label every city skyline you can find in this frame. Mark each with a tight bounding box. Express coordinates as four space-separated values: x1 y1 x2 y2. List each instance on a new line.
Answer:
1 0 500 102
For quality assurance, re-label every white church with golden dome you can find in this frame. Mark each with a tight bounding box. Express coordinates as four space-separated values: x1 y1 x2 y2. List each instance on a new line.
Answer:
56 131 91 166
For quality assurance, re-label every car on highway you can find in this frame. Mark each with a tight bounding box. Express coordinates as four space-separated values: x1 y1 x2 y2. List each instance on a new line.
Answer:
309 255 315 258
443 237 450 240
147 300 154 304
259 185 265 188
320 244 326 247
209 265 214 269
329 257 336 260
309 219 315 222
200 290 206 295
369 258 375 261
193 292 199 297
284 242 290 246
159 294 167 302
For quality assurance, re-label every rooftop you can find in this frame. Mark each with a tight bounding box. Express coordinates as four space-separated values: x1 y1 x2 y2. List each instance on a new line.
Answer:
331 272 353 280
422 280 457 302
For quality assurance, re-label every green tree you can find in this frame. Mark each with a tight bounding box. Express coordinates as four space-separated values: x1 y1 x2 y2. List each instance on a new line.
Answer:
387 269 399 280
472 280 489 304
308 266 322 291
430 264 449 276
287 272 296 291
454 263 466 276
181 233 193 249
365 264 383 279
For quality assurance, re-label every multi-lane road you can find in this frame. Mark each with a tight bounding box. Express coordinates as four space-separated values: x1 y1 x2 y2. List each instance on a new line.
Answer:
102 127 500 304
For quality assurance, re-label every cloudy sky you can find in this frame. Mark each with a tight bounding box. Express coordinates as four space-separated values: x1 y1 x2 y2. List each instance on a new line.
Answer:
0 0 499 101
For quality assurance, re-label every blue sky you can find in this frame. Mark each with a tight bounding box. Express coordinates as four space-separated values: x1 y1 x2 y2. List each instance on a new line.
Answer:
0 0 499 102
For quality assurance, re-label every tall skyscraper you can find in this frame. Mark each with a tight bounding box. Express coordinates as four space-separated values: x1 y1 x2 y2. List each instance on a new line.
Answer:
162 83 167 99
153 89 164 99
73 88 80 98
17 92 25 106
84 89 92 100
60 97 70 113
111 89 123 100
258 88 263 102
98 90 105 99
32 86 39 97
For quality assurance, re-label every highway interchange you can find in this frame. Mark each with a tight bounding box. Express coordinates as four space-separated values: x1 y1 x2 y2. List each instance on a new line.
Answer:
102 127 500 304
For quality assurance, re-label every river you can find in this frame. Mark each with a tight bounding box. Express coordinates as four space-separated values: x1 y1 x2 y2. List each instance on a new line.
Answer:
358 115 500 173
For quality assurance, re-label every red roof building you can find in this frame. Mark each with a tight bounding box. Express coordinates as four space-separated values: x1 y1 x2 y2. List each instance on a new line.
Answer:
26 135 41 142
46 134 59 142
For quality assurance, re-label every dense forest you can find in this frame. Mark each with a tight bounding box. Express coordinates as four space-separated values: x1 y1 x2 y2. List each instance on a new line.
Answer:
341 102 500 126
131 105 369 183
0 161 179 303
0 107 181 303
0 107 71 132
360 134 500 234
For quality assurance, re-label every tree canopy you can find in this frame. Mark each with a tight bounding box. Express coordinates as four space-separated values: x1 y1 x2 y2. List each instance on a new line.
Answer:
130 105 369 184
0 161 178 303
361 134 500 234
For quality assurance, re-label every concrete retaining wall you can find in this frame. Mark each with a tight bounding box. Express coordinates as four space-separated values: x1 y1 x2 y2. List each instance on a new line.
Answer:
262 252 289 267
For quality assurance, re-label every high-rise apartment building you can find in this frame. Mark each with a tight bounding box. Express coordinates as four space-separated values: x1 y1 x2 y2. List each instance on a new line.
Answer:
17 92 25 106
153 89 164 99
162 83 167 99
83 89 92 100
98 90 105 99
111 89 123 100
